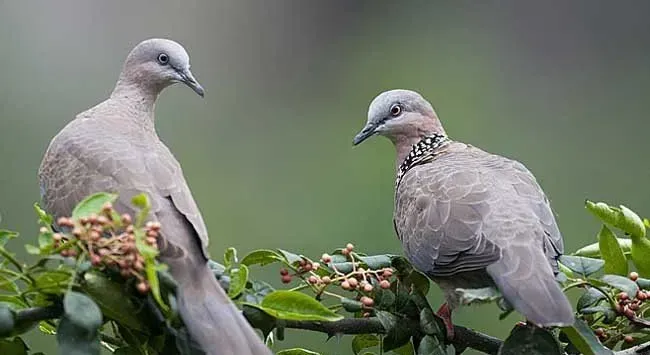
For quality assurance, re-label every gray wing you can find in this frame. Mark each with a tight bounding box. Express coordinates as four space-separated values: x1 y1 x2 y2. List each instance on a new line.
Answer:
394 146 562 277
38 118 210 260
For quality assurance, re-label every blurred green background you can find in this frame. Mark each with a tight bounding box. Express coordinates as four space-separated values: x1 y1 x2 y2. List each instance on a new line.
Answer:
0 1 649 354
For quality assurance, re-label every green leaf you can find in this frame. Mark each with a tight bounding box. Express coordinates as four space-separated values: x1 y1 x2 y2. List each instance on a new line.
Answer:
81 271 147 332
247 290 343 322
241 280 275 305
0 305 15 336
358 255 394 270
37 230 53 251
601 274 639 298
276 349 321 355
228 265 249 298
63 291 102 331
419 308 443 337
376 311 413 352
352 334 380 355
586 201 620 226
0 337 28 355
56 315 101 355
619 205 646 238
561 318 613 355
24 244 40 255
341 298 363 312
0 273 19 294
598 225 628 275
636 277 650 289
72 192 117 220
130 193 148 209
242 305 276 339
630 236 650 277
33 203 53 227
224 247 237 269
277 249 304 266
392 341 415 355
574 238 632 258
455 287 501 306
498 324 562 355
113 347 142 355
576 287 606 311
0 230 18 247
417 335 447 355
559 255 604 276
241 249 284 267
33 270 72 294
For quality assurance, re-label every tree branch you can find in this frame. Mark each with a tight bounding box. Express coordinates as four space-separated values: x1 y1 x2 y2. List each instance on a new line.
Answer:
280 317 502 354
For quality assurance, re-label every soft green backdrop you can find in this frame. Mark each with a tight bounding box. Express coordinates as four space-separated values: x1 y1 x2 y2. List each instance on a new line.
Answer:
0 1 649 354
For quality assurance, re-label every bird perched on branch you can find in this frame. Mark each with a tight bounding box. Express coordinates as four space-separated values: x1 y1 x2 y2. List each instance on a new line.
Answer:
38 38 271 355
352 89 574 337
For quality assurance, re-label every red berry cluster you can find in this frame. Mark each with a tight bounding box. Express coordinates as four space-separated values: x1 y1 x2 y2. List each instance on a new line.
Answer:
594 272 648 344
278 243 395 317
50 202 158 294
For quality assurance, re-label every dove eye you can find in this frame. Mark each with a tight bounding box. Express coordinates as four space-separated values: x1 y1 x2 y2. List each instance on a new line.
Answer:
389 104 402 117
157 53 169 65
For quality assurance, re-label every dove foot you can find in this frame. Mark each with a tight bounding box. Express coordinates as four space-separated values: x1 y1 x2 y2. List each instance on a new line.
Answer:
436 303 454 340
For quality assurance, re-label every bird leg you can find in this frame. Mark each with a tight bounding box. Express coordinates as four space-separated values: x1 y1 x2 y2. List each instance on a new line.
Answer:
436 303 455 340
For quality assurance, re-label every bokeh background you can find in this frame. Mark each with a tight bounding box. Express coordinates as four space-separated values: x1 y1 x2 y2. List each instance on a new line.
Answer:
1 1 649 354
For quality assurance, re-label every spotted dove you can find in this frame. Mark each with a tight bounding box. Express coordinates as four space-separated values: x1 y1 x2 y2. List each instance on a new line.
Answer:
353 89 574 332
38 39 271 355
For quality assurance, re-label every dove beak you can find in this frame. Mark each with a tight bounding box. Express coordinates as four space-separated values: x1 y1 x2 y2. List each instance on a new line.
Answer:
353 123 379 145
178 68 205 97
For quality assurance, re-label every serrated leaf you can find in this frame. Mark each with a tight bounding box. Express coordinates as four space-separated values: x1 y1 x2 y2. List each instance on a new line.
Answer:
228 265 248 298
498 324 561 355
241 249 283 267
601 274 639 298
598 225 628 276
224 247 237 269
456 287 501 306
576 287 606 311
561 318 613 355
81 271 146 332
63 291 102 331
247 290 343 322
559 255 604 276
72 192 117 220
417 335 447 355
0 230 18 247
352 334 380 355
276 349 321 355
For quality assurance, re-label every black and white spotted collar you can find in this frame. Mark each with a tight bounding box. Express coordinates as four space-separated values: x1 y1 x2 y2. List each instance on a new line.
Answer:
395 134 450 188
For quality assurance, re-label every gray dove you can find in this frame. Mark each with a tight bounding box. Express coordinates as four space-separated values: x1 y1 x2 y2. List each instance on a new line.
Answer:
38 38 271 355
352 89 574 336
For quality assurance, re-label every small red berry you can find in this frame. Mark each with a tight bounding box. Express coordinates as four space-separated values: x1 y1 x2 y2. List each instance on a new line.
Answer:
321 276 331 284
321 254 332 263
341 280 351 290
380 280 391 289
624 306 636 319
341 249 349 256
382 269 393 278
624 335 634 344
638 290 647 300
312 262 320 270
308 276 318 284
346 243 355 251
360 296 374 307
303 263 313 272
629 272 639 281
121 214 132 225
363 283 373 292
618 292 629 301
594 328 604 337
280 268 289 276
281 275 292 284
90 255 102 266
136 282 150 294
347 278 358 289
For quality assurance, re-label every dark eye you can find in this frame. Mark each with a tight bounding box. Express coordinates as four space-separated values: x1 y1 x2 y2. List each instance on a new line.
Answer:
390 104 402 117
157 53 169 65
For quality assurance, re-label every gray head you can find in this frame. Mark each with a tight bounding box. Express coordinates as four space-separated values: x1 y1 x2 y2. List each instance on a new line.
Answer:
115 38 204 97
353 89 444 145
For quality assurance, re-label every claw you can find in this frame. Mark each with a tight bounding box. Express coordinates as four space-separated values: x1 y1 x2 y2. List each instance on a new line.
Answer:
436 303 455 340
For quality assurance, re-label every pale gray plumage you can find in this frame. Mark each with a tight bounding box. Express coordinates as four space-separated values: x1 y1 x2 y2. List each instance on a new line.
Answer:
353 89 574 327
38 38 271 355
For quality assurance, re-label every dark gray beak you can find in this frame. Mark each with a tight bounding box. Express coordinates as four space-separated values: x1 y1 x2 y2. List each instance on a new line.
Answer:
353 123 378 145
178 68 205 97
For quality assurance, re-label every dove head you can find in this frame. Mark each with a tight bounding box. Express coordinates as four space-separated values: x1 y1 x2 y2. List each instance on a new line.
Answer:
113 38 204 98
353 89 445 146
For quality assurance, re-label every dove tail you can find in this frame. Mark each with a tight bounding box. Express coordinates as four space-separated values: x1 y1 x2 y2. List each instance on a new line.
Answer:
487 247 574 327
175 263 272 355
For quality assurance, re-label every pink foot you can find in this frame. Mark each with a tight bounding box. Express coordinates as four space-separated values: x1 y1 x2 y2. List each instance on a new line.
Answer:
436 303 455 340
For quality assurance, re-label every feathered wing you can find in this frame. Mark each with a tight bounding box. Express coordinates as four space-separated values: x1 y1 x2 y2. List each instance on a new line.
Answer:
394 143 573 326
39 116 271 355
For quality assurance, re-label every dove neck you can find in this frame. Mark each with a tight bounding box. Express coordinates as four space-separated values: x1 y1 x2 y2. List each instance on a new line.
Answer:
395 134 450 187
110 78 161 121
